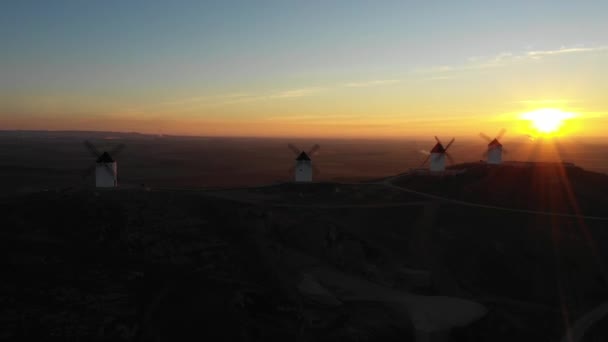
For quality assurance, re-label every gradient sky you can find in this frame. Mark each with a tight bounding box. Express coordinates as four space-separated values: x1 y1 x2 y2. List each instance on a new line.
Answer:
1 0 607 138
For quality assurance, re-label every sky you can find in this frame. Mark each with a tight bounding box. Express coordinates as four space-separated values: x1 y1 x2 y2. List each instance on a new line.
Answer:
1 0 607 139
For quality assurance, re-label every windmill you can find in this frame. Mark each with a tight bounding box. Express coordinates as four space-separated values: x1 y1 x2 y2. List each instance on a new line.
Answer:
288 143 320 183
480 129 506 165
82 141 126 188
420 136 455 172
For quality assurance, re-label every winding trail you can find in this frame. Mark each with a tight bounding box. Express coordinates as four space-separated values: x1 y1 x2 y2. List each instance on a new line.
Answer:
380 175 608 221
137 172 608 221
137 172 608 340
560 302 608 342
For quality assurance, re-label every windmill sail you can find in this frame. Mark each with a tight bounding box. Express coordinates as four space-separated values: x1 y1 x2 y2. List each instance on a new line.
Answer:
82 140 125 187
480 129 506 165
289 143 319 182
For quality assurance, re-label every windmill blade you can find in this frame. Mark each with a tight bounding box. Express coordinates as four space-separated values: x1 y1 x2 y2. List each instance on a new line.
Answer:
479 133 492 143
419 149 431 156
444 138 455 151
287 143 301 156
84 140 101 158
110 143 126 156
496 128 507 140
81 165 96 179
434 136 442 145
308 144 320 156
420 154 431 167
446 152 455 165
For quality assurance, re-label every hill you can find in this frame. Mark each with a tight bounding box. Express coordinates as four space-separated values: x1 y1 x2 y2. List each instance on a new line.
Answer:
394 162 608 217
1 167 608 341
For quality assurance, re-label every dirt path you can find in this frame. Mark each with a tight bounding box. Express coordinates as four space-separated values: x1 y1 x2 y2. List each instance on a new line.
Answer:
308 267 487 333
560 302 608 342
382 177 608 221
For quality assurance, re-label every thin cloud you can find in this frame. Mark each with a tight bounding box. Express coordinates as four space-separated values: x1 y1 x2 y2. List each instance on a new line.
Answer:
515 99 580 105
117 77 403 113
146 79 403 109
415 65 454 73
157 96 211 106
344 79 401 87
415 52 522 73
526 46 608 58
118 93 255 113
157 93 251 106
215 87 326 104
268 87 326 99
424 75 456 81
262 113 365 122
415 45 608 74
128 88 323 112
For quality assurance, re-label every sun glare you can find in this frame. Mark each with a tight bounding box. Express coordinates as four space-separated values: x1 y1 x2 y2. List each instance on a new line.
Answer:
521 108 575 134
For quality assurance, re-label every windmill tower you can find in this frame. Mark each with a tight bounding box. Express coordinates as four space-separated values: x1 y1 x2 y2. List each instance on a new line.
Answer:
480 129 506 165
288 144 320 183
420 136 455 172
83 141 126 188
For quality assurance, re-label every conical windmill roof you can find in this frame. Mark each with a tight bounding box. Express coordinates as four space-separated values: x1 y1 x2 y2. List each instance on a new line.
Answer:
97 152 115 163
488 138 502 147
296 151 311 161
430 143 445 153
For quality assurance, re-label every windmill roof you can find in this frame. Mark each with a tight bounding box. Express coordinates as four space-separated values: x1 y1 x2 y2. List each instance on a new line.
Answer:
296 151 311 161
430 143 445 153
97 152 115 163
488 138 502 147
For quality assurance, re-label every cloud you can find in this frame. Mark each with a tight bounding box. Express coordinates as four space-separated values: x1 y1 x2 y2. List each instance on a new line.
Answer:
157 96 211 106
344 79 401 87
209 87 326 105
137 78 404 110
180 93 255 104
515 99 579 105
526 46 608 58
217 79 402 105
124 88 323 113
116 76 403 114
415 45 608 74
262 113 364 122
414 52 523 73
267 87 326 99
414 65 454 73
424 75 456 81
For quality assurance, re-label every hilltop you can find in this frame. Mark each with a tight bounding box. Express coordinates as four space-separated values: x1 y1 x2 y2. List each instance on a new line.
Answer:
395 162 608 217
1 164 608 341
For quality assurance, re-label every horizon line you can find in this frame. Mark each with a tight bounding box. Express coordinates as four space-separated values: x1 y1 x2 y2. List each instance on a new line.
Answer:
0 129 606 142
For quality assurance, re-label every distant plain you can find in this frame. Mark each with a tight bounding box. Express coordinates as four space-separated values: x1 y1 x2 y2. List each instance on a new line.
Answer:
1 130 607 195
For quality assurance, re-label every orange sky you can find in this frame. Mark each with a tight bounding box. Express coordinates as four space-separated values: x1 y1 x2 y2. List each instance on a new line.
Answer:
1 2 607 139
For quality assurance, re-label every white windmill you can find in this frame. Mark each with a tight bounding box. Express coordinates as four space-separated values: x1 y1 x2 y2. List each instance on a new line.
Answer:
420 136 455 172
288 143 320 183
480 129 506 165
82 141 126 188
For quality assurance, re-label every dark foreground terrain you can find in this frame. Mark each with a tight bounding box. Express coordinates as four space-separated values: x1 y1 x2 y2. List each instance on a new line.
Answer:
2 163 608 341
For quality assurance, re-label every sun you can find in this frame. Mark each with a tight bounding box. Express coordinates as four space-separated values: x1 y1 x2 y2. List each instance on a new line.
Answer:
521 108 575 134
